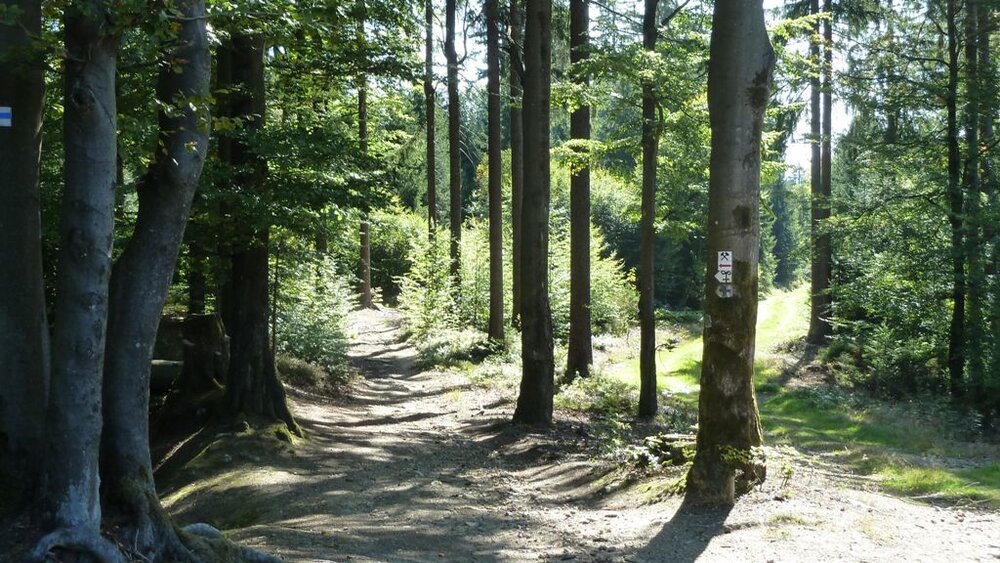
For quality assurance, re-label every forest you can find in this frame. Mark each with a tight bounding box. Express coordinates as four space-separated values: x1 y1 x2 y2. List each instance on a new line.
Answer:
1 0 1000 561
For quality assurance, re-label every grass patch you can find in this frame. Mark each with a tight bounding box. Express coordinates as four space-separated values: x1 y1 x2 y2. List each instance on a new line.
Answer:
601 285 1000 508
880 462 1000 506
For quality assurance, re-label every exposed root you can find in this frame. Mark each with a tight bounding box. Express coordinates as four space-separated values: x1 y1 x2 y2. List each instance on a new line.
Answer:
27 528 127 563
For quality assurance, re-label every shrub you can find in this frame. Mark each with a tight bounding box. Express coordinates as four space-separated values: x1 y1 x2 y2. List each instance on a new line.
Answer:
275 253 351 377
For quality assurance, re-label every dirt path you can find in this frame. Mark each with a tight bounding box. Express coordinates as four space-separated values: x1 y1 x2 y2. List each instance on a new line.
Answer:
166 309 1000 563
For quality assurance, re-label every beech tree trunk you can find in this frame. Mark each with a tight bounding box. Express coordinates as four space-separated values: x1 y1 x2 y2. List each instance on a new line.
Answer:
446 0 462 284
567 0 593 380
486 0 505 341
36 0 121 555
686 0 774 506
99 1 211 556
509 0 525 327
945 0 965 399
638 0 659 419
223 33 299 434
513 0 554 425
0 0 49 508
425 0 437 234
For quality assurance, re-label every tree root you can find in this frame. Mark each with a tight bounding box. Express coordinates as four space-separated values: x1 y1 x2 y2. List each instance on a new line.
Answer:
27 528 127 563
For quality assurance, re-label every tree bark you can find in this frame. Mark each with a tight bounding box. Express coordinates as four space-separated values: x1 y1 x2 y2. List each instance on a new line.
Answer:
510 0 525 328
686 0 774 506
638 0 659 419
806 0 831 345
567 0 593 380
946 0 965 399
37 0 121 553
0 0 49 508
446 0 462 284
964 0 986 393
99 1 211 556
358 78 374 309
223 33 299 435
513 0 554 425
486 0 505 341
425 0 437 234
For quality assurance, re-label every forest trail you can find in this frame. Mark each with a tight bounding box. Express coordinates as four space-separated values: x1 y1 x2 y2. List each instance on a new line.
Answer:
165 308 1000 563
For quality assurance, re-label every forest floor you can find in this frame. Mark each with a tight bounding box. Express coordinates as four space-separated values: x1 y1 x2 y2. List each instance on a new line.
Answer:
159 305 1000 563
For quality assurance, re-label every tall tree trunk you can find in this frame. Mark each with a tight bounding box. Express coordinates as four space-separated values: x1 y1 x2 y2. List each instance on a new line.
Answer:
223 34 299 434
34 1 123 557
486 0 505 341
980 6 1000 423
446 0 462 284
0 0 49 509
99 1 212 556
513 0 554 425
964 0 986 395
358 81 374 308
567 0 593 380
509 0 525 327
638 0 659 418
425 0 437 234
946 0 965 399
806 0 831 345
686 0 774 506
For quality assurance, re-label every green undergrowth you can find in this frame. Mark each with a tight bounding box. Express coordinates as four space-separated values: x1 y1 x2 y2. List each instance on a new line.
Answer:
604 285 1000 508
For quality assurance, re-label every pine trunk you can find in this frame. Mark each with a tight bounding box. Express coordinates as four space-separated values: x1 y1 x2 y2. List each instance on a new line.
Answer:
567 0 593 380
425 0 437 233
806 0 831 345
358 78 374 309
487 0 505 341
686 0 774 506
0 0 48 508
446 0 463 284
513 0 554 425
946 0 965 399
638 0 659 418
510 0 525 328
964 0 986 394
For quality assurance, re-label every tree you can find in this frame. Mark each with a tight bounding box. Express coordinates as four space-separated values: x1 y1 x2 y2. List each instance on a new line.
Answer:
806 0 831 345
513 0 554 424
638 0 659 418
33 0 123 557
222 33 299 433
567 0 593 380
446 0 463 283
686 0 774 505
0 0 48 509
358 1 375 309
99 0 213 555
509 0 525 327
486 0 505 341
945 0 965 398
425 0 438 234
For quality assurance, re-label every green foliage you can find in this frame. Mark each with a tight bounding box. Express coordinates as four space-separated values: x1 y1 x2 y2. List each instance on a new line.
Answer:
397 227 455 339
274 250 351 377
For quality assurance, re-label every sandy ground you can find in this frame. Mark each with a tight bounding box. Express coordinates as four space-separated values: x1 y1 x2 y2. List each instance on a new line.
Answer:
164 308 1000 563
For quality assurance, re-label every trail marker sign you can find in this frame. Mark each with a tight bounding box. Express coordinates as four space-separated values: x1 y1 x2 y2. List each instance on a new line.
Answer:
0 107 11 127
715 269 732 284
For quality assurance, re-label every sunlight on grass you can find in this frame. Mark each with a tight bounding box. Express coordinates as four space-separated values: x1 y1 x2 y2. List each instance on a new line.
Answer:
612 285 809 393
879 463 1000 506
604 285 1000 507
